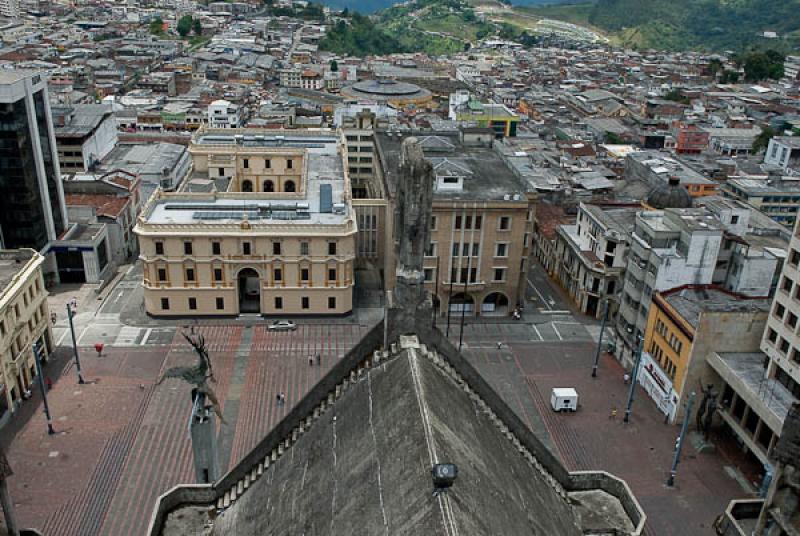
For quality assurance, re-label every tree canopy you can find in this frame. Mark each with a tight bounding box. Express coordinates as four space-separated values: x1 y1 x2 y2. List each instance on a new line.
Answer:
177 15 193 38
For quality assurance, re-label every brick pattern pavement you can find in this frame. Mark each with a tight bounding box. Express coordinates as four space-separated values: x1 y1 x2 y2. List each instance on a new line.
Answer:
462 339 755 536
2 323 371 536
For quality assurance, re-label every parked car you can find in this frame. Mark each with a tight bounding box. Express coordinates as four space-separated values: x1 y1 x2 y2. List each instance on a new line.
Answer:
268 320 297 331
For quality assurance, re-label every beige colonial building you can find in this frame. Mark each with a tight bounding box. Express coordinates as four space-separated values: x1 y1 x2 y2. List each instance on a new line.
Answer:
134 128 357 317
0 249 54 422
374 130 535 316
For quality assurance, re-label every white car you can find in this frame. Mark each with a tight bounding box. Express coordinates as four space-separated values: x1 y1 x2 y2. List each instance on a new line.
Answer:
268 320 297 331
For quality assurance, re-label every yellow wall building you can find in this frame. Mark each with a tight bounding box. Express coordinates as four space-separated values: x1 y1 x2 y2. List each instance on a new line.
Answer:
0 249 54 421
643 285 769 422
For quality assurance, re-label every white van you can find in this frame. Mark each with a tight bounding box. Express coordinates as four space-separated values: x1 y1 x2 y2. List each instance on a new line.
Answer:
550 388 578 412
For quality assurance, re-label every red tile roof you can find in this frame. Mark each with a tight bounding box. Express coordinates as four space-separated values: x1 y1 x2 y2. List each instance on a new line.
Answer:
64 194 129 219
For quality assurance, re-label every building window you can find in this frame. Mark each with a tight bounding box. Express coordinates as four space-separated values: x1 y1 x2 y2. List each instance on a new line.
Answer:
274 268 282 281
465 215 472 229
767 328 778 343
265 158 271 169
287 159 293 169
284 180 296 192
780 338 791 354
475 215 482 230
216 297 224 310
452 243 460 257
788 311 798 330
184 241 193 255
425 242 437 257
242 180 253 192
273 242 281 255
155 241 164 255
264 180 274 192
775 302 786 319
186 268 195 281
493 268 506 281
430 216 437 230
495 243 508 257
214 268 223 281
455 215 462 229
212 241 221 255
301 268 309 281
161 297 170 310
328 297 336 309
424 268 433 282
243 242 252 255
462 243 470 256
791 249 800 267
300 241 309 256
275 296 283 309
328 242 337 255
472 243 480 257
328 268 336 281
218 167 225 177
157 268 167 282
243 158 249 169
782 276 793 293
498 216 511 230
188 297 197 310
302 296 309 309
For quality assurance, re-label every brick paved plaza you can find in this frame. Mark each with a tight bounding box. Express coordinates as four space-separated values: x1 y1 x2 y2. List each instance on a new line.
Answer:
1 323 369 536
1 304 757 536
450 320 757 536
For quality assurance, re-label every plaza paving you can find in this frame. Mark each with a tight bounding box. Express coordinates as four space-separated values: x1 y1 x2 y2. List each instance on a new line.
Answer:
1 323 370 536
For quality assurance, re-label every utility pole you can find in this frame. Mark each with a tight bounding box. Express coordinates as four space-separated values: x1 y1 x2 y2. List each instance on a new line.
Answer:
623 336 644 424
432 255 440 328
66 303 85 384
445 257 455 338
0 445 19 536
458 254 472 352
591 300 609 378
666 391 696 487
32 342 55 435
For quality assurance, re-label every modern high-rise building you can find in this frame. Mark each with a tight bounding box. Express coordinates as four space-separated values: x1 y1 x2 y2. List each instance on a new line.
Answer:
0 71 68 252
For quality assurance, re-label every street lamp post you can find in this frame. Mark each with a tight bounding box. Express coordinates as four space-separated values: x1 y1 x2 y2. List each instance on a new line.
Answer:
66 303 85 384
591 300 609 378
623 336 644 424
32 342 55 435
666 391 696 487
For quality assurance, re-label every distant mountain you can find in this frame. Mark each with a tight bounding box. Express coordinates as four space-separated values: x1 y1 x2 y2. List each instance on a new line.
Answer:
586 0 800 51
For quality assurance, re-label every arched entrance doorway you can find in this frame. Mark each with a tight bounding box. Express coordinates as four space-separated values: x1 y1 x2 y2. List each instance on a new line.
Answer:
482 292 509 316
449 292 474 315
242 180 253 192
237 268 260 313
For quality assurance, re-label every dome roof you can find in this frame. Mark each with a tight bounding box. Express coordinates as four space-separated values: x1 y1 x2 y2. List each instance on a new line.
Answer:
647 176 693 209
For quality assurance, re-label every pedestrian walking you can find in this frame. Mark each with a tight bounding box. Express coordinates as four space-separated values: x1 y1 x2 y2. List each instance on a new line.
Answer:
50 312 57 325
623 373 631 385
316 353 321 366
309 356 313 366
496 341 503 350
609 407 618 420
276 393 281 404
45 377 53 391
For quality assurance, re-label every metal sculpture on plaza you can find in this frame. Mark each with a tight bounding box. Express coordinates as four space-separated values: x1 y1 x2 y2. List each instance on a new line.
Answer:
157 331 225 424
695 382 718 440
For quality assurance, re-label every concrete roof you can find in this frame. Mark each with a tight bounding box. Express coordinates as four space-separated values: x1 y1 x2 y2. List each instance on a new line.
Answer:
662 286 770 327
158 345 633 536
0 249 36 291
375 131 527 201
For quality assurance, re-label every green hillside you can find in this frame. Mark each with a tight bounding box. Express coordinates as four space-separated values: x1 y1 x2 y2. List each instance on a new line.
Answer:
587 0 800 51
